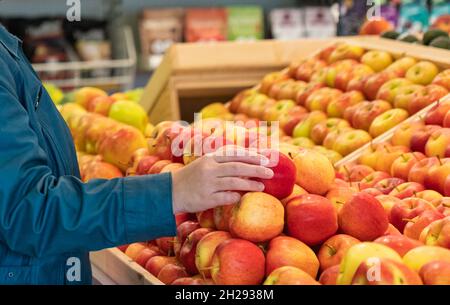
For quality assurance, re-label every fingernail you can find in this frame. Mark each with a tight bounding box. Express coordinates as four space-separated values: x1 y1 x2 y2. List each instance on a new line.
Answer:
265 168 274 178
259 182 265 191
260 156 270 166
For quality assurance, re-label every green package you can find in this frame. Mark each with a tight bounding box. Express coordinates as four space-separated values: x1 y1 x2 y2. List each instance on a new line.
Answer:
227 6 264 41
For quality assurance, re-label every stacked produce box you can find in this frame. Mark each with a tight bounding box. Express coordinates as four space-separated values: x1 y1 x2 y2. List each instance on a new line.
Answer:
57 39 450 285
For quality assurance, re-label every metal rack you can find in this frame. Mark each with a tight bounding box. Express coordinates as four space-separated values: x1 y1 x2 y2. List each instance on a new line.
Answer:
0 0 137 90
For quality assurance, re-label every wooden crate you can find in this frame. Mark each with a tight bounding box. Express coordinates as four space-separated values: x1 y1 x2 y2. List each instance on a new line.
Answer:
140 36 450 124
90 248 163 285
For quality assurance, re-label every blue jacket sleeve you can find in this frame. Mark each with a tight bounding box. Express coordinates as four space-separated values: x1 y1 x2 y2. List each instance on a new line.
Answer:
0 58 176 258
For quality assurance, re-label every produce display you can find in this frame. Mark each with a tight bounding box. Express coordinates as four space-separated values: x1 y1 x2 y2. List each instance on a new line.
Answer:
55 40 450 286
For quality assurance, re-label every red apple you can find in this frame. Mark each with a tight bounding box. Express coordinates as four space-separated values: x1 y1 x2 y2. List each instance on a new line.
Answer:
144 256 179 277
408 157 441 185
265 235 319 278
410 125 441 154
390 152 426 181
286 194 338 246
374 178 405 195
157 264 188 285
388 182 425 199
174 220 200 258
155 237 174 256
195 231 232 278
149 160 172 174
318 234 360 271
264 266 320 285
319 265 340 285
135 248 161 267
338 193 389 241
211 238 265 285
419 216 450 248
419 260 450 284
374 235 423 257
358 171 391 190
254 152 296 199
363 71 398 101
179 228 213 275
390 197 434 232
404 209 444 240
425 100 450 126
408 84 448 115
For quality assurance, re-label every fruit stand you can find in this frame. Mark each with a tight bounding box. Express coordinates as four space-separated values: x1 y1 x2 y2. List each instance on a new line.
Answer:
71 36 450 285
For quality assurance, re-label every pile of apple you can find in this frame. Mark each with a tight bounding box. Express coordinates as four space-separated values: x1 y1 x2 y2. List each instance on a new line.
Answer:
120 137 450 285
226 42 449 162
58 87 155 181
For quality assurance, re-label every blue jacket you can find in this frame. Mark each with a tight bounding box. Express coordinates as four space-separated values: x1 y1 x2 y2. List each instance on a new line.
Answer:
0 26 176 284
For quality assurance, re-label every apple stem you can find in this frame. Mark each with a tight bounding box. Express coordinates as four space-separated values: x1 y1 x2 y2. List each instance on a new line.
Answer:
325 244 337 256
437 156 442 166
401 154 408 162
343 165 351 181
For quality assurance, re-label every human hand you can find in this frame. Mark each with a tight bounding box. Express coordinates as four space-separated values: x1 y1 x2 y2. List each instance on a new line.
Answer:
171 151 273 214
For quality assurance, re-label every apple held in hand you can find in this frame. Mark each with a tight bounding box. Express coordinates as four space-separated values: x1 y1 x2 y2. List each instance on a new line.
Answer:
337 242 402 285
338 193 389 241
211 238 266 285
265 236 319 278
254 152 296 199
318 234 360 271
350 257 422 285
229 192 284 243
374 234 423 257
405 61 439 85
286 194 338 246
264 266 320 285
369 108 409 138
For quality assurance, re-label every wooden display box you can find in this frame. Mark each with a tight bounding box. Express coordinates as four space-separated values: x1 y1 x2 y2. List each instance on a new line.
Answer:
140 36 450 124
92 39 450 285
